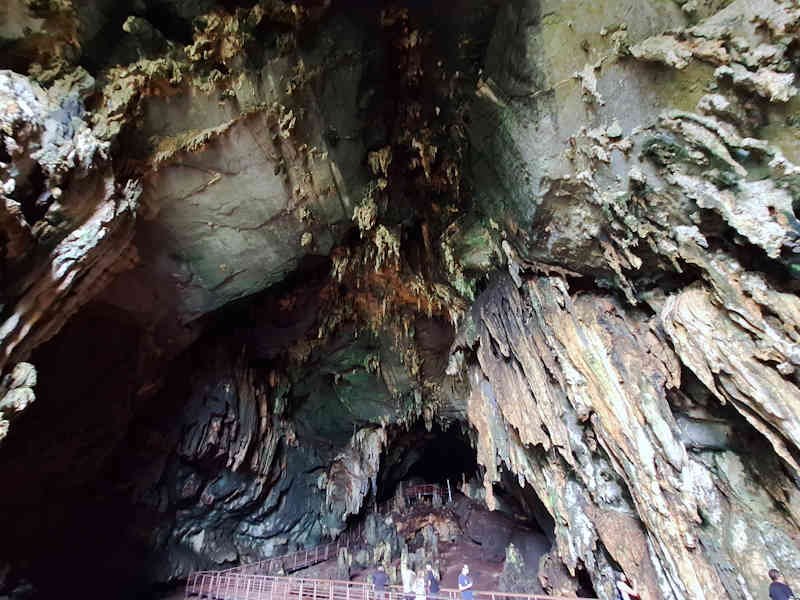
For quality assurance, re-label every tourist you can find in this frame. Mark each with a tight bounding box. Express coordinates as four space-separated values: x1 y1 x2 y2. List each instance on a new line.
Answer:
402 561 415 600
425 563 440 598
373 565 388 599
616 573 640 600
769 569 796 600
414 569 427 600
458 564 474 600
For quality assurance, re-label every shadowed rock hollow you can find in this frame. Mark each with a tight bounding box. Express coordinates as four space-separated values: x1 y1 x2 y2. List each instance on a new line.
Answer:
1 0 800 598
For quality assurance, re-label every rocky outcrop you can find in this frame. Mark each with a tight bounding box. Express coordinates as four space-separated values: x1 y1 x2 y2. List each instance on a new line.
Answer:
662 273 800 472
459 275 800 599
457 1 800 597
103 14 368 324
122 319 432 581
0 67 139 442
0 362 35 441
321 427 387 528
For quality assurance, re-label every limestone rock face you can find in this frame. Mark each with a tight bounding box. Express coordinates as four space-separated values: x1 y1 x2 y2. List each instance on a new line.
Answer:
0 68 139 438
1 1 800 599
458 0 800 598
0 362 35 440
105 27 368 322
461 276 800 599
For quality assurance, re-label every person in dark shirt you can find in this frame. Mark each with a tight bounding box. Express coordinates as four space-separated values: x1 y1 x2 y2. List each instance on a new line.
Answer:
425 563 440 597
458 564 474 600
373 565 389 598
769 569 796 600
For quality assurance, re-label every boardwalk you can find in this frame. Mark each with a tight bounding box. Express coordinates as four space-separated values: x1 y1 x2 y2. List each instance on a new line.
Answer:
184 572 596 600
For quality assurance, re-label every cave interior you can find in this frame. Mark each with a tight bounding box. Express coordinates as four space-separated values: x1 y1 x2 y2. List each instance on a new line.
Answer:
3 0 800 598
0 276 559 599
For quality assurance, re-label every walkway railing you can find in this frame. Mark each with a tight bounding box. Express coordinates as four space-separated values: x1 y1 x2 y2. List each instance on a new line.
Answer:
224 523 367 576
222 483 446 577
185 571 596 600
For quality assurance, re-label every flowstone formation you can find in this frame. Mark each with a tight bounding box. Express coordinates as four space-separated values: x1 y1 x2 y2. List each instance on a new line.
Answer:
1 0 800 599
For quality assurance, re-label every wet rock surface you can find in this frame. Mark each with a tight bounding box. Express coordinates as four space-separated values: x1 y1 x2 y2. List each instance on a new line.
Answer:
0 1 799 599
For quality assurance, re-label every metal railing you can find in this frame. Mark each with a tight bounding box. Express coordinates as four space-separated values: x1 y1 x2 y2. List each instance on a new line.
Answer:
222 484 446 577
185 571 596 600
189 483 458 587
224 523 367 577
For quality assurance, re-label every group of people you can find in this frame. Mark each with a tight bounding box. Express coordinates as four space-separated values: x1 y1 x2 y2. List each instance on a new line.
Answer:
372 563 473 600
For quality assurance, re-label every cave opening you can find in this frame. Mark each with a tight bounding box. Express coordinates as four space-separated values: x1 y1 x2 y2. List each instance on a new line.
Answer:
375 421 478 504
331 421 570 598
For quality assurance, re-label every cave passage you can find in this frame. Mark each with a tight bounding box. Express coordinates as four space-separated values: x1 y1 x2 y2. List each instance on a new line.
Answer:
335 421 577 599
375 422 478 503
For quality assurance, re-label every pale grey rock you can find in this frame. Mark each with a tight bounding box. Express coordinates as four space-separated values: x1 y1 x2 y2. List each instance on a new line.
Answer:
715 63 798 102
631 35 694 69
0 362 35 443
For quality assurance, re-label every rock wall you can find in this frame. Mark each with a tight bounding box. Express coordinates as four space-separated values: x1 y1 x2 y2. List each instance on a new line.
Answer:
456 0 800 597
459 275 800 599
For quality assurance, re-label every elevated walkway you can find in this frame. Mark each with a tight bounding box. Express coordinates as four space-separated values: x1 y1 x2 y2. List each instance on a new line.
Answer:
185 571 595 600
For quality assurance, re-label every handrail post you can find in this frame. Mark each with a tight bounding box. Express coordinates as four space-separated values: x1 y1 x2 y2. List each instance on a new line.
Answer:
214 572 221 598
246 576 253 599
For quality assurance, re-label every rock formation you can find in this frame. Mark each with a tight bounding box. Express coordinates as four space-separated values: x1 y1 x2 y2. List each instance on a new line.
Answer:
1 0 799 598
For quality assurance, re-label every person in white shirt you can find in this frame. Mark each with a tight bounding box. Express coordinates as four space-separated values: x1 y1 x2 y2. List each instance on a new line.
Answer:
616 573 640 600
401 560 415 600
414 569 427 600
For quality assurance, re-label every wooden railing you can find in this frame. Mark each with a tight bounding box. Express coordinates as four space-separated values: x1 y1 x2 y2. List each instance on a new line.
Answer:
224 523 367 577
402 484 442 499
184 571 596 600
